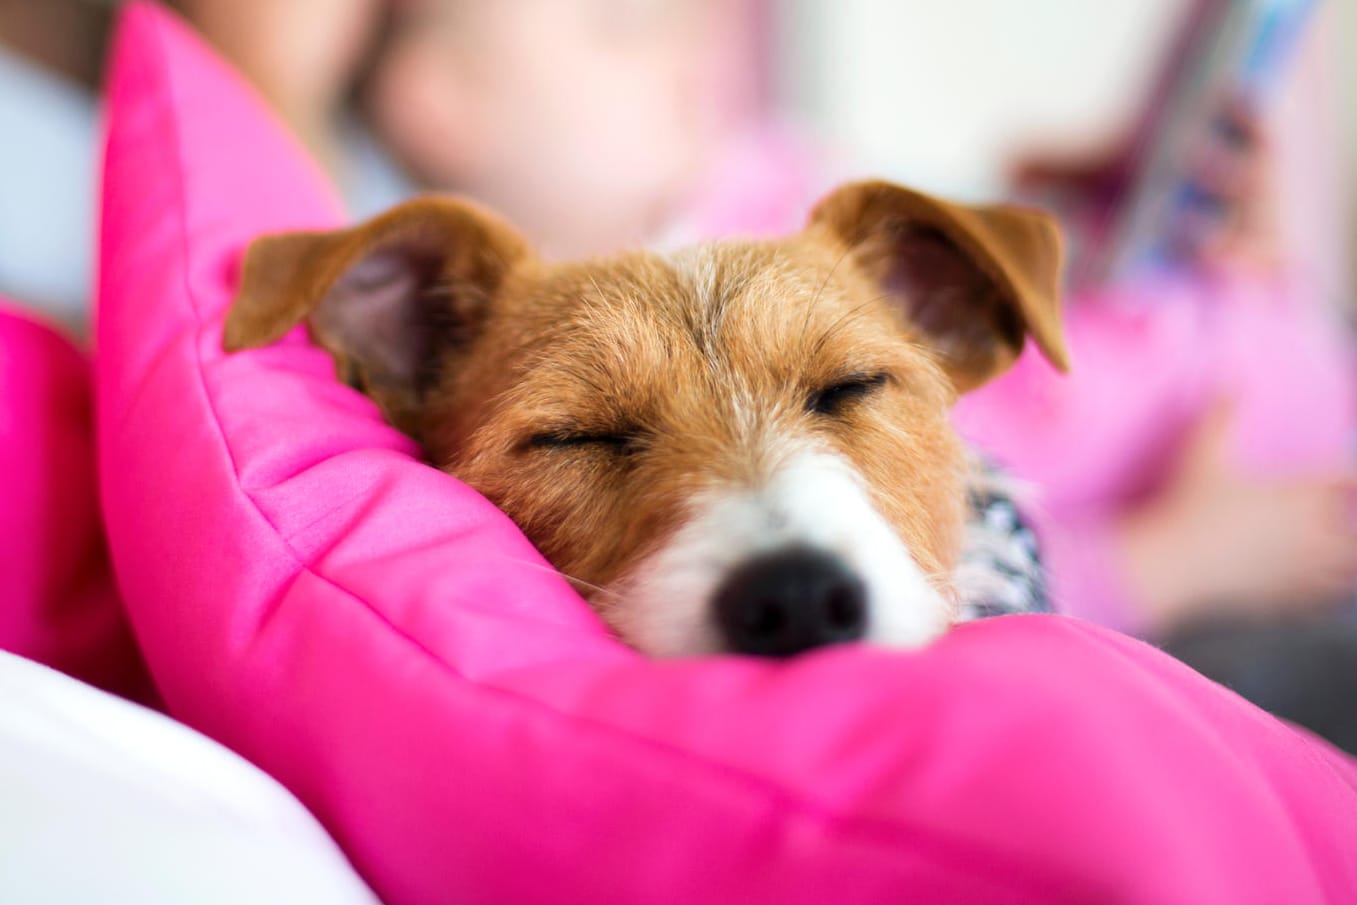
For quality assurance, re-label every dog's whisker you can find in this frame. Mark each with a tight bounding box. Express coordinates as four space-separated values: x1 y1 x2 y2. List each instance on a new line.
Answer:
808 294 893 361
797 244 854 352
484 553 611 598
811 244 853 311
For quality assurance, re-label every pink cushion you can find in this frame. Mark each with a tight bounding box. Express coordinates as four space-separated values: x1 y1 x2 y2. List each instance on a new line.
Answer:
98 5 1357 903
0 300 148 700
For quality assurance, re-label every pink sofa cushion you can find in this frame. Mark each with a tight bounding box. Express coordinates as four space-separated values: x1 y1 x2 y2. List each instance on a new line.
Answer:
98 5 1357 903
0 300 147 699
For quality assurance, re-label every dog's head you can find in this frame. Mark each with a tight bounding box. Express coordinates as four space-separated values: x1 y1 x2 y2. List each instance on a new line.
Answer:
225 180 1066 657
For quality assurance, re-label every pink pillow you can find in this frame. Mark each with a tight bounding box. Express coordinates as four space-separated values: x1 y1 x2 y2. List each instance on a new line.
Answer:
0 300 149 700
98 5 1357 903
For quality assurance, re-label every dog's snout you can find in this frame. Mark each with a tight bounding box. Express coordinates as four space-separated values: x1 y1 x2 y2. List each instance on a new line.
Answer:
713 547 867 657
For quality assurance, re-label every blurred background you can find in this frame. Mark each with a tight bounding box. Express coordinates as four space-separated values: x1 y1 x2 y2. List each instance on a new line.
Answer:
1 0 1355 750
4 0 1355 315
784 0 1355 192
782 0 1355 304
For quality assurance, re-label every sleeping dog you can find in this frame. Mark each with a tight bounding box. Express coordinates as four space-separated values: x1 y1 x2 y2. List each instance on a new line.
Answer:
224 180 1067 657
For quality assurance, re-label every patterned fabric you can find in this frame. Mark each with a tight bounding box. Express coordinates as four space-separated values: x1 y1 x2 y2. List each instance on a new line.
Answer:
955 457 1052 621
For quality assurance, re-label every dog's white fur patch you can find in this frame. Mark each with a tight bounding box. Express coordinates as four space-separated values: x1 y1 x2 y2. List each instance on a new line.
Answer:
608 447 951 656
666 245 720 310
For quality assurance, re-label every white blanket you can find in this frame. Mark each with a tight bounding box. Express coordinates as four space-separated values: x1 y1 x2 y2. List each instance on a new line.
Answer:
0 650 378 904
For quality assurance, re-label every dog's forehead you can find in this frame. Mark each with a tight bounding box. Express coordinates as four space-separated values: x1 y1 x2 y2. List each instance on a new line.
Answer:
514 238 899 360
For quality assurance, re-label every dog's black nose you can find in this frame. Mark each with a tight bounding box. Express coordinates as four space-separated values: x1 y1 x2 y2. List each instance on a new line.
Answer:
713 547 867 657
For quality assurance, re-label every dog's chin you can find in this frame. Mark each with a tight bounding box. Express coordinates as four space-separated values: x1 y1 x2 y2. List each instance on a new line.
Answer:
599 449 955 658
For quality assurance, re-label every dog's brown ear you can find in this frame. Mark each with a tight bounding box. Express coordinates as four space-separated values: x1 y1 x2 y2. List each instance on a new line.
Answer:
809 180 1067 393
224 196 531 430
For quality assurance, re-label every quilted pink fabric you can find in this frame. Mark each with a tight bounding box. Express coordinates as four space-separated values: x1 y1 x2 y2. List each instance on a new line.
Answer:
97 5 1357 903
0 300 148 700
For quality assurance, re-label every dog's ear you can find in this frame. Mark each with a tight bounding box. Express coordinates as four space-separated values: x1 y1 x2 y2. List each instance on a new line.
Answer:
809 180 1068 393
224 196 531 430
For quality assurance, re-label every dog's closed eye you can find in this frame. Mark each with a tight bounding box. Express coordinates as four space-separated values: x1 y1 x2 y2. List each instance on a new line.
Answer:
807 372 890 417
526 429 646 456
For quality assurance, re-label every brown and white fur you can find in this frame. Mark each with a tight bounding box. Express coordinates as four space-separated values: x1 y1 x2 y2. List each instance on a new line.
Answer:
224 180 1067 657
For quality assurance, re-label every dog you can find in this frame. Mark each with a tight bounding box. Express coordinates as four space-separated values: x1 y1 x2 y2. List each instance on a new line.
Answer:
224 180 1067 657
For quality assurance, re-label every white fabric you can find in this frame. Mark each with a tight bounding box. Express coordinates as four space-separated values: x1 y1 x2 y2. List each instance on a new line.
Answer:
0 651 379 904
